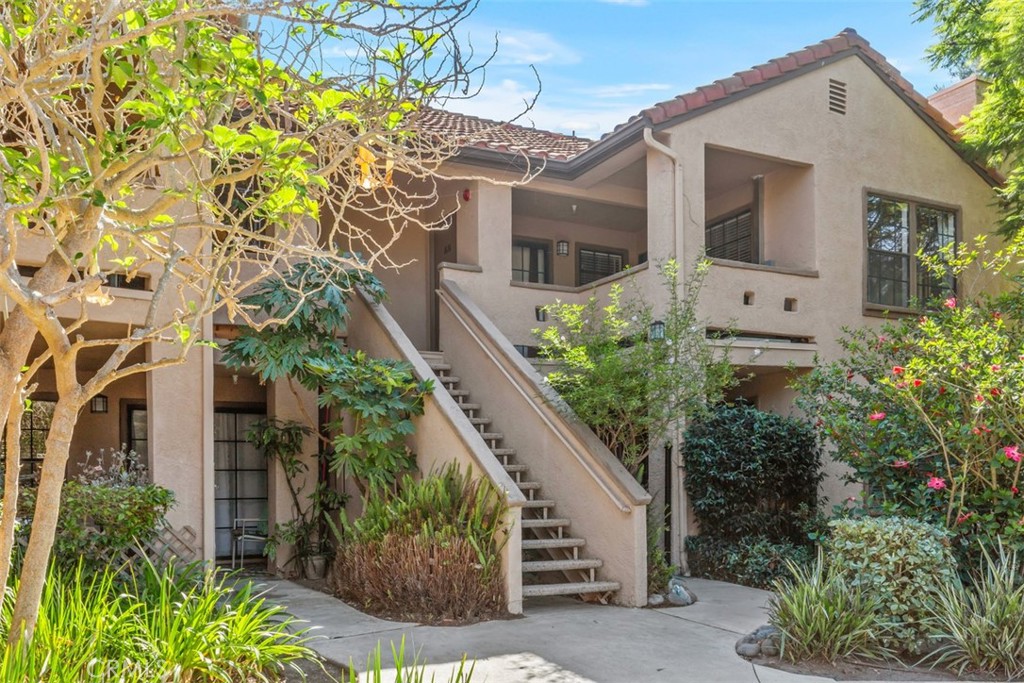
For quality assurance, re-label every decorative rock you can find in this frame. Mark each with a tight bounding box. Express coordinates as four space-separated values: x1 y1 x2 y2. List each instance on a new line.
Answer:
753 624 781 640
647 594 665 607
666 576 697 606
760 642 780 658
735 641 761 658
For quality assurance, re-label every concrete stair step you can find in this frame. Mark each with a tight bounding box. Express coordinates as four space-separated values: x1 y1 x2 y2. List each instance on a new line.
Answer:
491 448 516 456
457 403 481 412
522 537 585 551
503 463 528 473
468 417 491 426
522 581 620 598
522 499 556 509
517 481 541 491
522 558 602 572
479 432 504 441
428 362 452 372
447 389 470 397
438 375 461 385
521 517 570 529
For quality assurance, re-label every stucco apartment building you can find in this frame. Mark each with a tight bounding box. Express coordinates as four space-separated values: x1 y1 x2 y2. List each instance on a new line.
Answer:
28 29 1000 612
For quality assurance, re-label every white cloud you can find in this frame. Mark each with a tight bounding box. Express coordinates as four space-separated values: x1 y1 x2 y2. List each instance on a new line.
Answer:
488 29 581 66
444 78 652 137
574 83 672 99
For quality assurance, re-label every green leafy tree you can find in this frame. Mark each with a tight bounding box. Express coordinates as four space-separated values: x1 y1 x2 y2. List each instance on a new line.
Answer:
0 0 484 642
536 259 736 478
917 0 1024 236
222 263 432 496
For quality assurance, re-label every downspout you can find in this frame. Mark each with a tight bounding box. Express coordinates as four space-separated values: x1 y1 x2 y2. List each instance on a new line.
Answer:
642 127 690 575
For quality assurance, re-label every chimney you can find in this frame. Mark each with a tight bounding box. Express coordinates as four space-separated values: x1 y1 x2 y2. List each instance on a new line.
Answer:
928 75 987 128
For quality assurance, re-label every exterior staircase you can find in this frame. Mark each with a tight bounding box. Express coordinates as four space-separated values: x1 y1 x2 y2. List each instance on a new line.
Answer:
421 351 620 600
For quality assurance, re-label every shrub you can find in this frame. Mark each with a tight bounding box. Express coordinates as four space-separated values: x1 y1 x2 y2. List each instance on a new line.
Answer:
334 463 509 623
926 543 1024 679
20 481 173 571
795 251 1024 560
685 535 813 589
828 516 956 653
0 559 315 682
682 404 822 543
769 551 891 664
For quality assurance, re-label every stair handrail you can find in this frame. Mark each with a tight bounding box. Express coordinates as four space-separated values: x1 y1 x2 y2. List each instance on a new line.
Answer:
438 280 651 513
353 287 527 507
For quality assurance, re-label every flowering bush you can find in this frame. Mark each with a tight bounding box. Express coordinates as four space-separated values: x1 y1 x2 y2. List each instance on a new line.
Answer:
797 268 1024 558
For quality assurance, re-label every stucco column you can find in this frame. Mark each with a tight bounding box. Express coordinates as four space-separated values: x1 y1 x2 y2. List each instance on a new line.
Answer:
266 378 320 575
457 181 512 276
147 325 215 561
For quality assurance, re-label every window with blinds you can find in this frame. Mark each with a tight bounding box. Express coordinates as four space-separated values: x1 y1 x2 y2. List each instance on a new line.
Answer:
705 210 755 263
578 247 625 285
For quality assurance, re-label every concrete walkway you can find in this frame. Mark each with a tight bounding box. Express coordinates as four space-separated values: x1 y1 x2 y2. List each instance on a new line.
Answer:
259 578 895 683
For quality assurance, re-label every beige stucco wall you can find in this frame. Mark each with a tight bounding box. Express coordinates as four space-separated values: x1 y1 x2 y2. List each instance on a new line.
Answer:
512 216 644 288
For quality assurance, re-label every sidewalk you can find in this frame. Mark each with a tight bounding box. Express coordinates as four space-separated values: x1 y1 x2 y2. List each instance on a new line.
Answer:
263 578 920 683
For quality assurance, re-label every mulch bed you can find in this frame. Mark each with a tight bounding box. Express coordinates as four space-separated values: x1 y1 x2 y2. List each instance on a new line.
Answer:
753 655 1015 682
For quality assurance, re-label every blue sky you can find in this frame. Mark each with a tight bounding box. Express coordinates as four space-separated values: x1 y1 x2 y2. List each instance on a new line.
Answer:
449 0 953 137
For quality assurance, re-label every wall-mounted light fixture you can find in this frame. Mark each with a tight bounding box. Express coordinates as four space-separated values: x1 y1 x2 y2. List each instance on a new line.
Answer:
556 240 570 257
90 394 109 414
649 320 666 341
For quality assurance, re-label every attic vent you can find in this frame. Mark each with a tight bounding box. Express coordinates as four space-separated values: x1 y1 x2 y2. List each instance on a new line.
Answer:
828 79 847 115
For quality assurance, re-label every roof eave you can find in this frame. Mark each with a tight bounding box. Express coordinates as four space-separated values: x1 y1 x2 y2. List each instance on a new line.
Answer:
449 117 648 181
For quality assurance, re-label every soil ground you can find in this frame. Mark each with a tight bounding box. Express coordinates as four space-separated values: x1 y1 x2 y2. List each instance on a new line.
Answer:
754 655 1013 681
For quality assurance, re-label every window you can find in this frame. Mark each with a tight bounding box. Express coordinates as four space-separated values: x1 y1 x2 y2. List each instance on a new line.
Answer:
512 240 551 284
866 194 956 308
127 405 148 461
705 209 756 263
0 399 56 483
577 247 626 285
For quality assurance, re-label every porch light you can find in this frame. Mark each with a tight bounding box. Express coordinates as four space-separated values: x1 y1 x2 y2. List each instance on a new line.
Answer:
90 394 109 414
649 320 666 341
556 240 569 257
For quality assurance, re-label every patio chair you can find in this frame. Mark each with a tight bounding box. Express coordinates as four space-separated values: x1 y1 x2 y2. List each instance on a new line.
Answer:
231 518 268 569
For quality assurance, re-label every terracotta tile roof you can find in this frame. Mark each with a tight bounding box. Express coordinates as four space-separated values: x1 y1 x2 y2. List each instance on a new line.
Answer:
415 108 593 161
615 27 959 139
424 28 999 184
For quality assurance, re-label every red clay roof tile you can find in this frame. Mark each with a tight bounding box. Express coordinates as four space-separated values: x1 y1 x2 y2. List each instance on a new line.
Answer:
420 28 998 184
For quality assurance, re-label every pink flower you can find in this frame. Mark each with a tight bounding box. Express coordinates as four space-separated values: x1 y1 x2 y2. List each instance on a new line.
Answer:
1013 486 1020 496
927 477 947 490
912 379 924 388
944 297 957 309
956 511 974 525
1004 446 1021 463
992 364 1002 372
991 388 1002 397
893 366 905 375
892 460 910 469
869 411 886 421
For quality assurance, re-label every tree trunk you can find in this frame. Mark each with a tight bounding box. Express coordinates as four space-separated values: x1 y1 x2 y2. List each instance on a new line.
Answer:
7 398 78 645
0 394 26 593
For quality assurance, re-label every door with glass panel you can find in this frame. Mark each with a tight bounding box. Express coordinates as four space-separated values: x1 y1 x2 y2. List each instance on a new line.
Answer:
214 410 267 559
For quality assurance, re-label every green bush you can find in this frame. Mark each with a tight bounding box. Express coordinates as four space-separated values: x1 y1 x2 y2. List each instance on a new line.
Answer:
769 551 892 664
686 535 813 589
794 269 1024 561
20 481 174 570
682 404 822 543
828 516 957 653
334 463 509 622
0 560 315 682
926 544 1024 679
